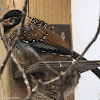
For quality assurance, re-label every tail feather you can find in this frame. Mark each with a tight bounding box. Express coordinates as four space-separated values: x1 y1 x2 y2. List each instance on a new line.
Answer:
72 50 100 79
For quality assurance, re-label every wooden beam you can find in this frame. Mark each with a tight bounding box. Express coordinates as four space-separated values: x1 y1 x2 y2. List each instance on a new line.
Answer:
0 1 27 100
29 0 72 25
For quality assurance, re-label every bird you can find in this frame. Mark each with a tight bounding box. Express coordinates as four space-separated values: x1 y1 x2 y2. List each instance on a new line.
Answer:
0 10 100 99
0 10 73 67
0 10 100 77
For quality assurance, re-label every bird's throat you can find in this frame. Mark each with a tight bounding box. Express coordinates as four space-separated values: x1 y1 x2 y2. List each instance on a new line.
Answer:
4 23 21 37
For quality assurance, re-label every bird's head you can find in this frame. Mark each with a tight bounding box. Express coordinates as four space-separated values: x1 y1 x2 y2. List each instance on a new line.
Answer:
0 10 22 35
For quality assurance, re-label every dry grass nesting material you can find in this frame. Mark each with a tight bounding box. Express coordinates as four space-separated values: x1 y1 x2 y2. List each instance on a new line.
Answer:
32 69 80 100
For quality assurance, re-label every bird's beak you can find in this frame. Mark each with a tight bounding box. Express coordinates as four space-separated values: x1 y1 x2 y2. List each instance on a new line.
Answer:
0 19 6 25
0 19 4 22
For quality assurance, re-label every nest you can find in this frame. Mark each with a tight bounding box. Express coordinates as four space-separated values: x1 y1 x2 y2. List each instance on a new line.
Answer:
31 69 80 100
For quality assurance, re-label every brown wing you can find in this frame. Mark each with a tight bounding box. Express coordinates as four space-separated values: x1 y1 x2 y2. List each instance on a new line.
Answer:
20 26 71 51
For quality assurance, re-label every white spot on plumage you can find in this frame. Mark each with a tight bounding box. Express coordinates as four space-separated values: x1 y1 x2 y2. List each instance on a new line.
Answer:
52 53 56 55
43 36 46 39
59 62 62 67
25 41 28 43
60 54 64 56
61 32 65 40
33 40 35 42
42 51 46 53
52 26 54 29
23 40 25 42
40 39 43 41
24 31 26 33
67 55 71 57
44 24 47 27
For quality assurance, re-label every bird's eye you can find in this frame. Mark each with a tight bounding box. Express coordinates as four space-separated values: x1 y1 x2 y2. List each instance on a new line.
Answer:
10 18 15 23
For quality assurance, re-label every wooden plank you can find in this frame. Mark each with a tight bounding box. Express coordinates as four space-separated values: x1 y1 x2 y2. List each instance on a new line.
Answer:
0 0 12 18
48 0 53 24
62 0 67 24
0 0 13 99
39 0 45 20
57 0 62 24
29 0 72 24
0 1 27 100
14 0 25 10
52 0 58 24
44 0 49 22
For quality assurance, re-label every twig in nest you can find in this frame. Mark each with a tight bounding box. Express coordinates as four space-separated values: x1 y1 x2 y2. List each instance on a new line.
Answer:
32 82 38 93
30 75 38 93
59 73 64 100
38 76 60 85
